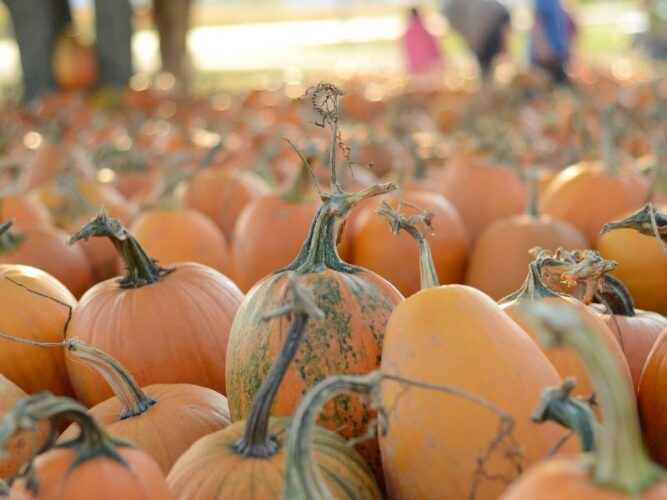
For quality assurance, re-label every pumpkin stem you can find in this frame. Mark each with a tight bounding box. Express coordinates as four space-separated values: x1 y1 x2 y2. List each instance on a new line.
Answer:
233 273 324 458
375 201 439 289
67 209 172 288
0 393 132 477
532 377 598 453
600 203 667 256
594 275 636 317
284 369 517 500
519 302 665 494
600 110 619 177
498 259 560 305
0 219 24 254
524 169 540 218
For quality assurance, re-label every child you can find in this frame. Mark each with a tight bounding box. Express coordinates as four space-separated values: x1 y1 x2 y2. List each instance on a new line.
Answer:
402 7 443 79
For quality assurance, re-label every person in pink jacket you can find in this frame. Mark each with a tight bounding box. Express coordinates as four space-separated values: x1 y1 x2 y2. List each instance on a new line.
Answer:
402 7 443 76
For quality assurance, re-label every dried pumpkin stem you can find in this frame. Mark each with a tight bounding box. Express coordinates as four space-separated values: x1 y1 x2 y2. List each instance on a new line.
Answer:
234 274 324 458
532 377 598 453
600 111 619 177
524 169 540 218
0 219 24 253
519 303 665 494
68 210 172 288
0 333 154 419
375 201 439 289
0 393 130 470
499 260 560 304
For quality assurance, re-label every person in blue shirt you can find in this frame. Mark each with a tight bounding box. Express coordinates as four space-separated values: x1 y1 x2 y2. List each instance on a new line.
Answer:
530 0 573 84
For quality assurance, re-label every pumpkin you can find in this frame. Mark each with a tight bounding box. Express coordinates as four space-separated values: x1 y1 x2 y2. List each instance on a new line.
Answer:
129 208 229 274
540 122 648 244
596 204 667 314
638 328 667 468
375 204 575 500
225 84 403 480
168 276 381 499
1 394 171 499
441 151 527 241
590 276 667 389
0 193 52 230
229 156 320 291
0 220 94 298
64 211 243 407
499 257 633 400
177 167 270 240
350 191 470 296
466 175 587 300
56 339 230 473
501 303 667 499
0 264 74 396
0 375 48 480
52 30 99 91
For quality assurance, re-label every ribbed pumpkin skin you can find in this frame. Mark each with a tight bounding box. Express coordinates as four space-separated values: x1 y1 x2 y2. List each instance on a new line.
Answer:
167 417 381 499
0 265 75 396
593 305 667 389
9 447 172 499
0 194 52 230
380 285 575 500
129 209 229 274
540 163 648 244
0 226 94 298
178 167 270 240
596 225 667 315
500 457 667 499
350 191 470 296
466 215 588 300
59 383 231 473
0 375 48 479
230 196 319 292
226 269 402 474
503 299 633 400
638 328 667 467
441 160 527 241
66 263 243 407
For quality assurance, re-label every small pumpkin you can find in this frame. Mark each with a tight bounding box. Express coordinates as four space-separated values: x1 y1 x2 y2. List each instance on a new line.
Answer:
0 193 52 230
0 393 171 499
64 211 243 407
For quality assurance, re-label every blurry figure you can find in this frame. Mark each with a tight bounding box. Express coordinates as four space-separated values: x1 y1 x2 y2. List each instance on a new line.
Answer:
635 0 667 60
402 7 443 80
441 0 511 79
530 0 572 84
2 0 191 103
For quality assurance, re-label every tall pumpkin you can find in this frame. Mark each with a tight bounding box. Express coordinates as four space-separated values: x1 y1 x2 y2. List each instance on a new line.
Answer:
226 83 403 479
0 393 171 499
0 264 74 396
501 303 667 499
375 204 575 500
64 211 243 407
168 276 381 499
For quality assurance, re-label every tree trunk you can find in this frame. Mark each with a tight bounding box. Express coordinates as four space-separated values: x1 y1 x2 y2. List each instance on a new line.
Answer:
153 0 192 90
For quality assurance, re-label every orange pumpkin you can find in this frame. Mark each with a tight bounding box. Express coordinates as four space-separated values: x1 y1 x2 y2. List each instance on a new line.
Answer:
65 211 243 407
375 205 575 500
501 303 667 500
441 152 527 241
168 277 380 499
0 264 75 396
177 167 270 240
350 191 470 296
0 375 48 479
52 30 99 91
58 339 230 473
596 204 667 315
466 179 587 300
129 208 229 274
0 193 52 230
2 394 171 499
0 220 94 298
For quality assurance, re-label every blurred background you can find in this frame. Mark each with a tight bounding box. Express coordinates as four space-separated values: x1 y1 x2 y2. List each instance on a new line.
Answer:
0 0 664 96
